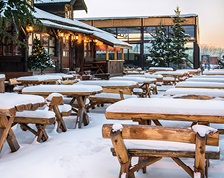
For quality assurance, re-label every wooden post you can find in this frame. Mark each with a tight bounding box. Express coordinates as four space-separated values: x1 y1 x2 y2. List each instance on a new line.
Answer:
121 48 124 61
114 48 117 60
106 45 109 61
110 130 135 178
194 133 206 178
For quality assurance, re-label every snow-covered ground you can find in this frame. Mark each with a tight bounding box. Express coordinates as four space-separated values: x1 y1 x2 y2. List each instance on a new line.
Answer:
0 86 224 178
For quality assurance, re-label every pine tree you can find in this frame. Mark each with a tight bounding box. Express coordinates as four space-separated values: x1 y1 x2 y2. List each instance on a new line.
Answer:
28 36 55 74
169 7 190 69
149 24 169 67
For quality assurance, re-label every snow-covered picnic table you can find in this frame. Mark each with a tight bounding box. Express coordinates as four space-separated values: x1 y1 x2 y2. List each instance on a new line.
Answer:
105 97 224 127
203 69 224 75
110 76 157 96
76 80 138 94
186 77 224 83
164 88 224 99
149 67 173 73
176 81 224 89
17 74 62 86
22 84 102 128
0 93 46 154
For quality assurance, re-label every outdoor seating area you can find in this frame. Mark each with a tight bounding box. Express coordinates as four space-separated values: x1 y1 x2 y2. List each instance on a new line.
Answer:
1 68 224 178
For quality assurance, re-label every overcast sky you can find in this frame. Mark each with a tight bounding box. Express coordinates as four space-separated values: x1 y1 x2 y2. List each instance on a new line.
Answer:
75 0 224 48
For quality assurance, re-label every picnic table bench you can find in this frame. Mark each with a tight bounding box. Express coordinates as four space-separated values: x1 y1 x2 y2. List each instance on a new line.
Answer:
102 123 219 178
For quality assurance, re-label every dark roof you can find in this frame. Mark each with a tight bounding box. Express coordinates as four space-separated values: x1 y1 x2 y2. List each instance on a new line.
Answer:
34 0 87 13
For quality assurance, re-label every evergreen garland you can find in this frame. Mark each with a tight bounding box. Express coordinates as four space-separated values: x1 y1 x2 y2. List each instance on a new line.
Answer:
28 36 55 74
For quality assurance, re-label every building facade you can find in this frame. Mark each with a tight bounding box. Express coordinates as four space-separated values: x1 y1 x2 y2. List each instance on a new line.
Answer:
0 0 131 75
78 15 200 69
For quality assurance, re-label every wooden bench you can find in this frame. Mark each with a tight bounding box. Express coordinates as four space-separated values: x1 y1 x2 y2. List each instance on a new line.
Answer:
14 109 55 142
88 89 138 109
13 95 72 142
8 78 24 93
102 124 220 178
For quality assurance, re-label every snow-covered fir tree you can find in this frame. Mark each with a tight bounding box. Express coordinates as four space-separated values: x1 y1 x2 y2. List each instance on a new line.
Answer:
149 24 169 67
169 7 190 69
28 36 55 74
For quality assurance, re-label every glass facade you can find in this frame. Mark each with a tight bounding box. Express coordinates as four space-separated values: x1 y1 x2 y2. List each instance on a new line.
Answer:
100 24 197 69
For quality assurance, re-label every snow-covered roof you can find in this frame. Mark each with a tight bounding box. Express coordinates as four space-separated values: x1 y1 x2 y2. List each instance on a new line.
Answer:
76 14 198 21
34 8 132 49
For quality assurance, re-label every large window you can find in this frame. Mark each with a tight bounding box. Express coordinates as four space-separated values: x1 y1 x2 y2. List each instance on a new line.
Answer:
28 33 56 56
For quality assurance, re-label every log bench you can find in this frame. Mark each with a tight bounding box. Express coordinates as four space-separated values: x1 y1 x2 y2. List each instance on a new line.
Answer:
102 124 220 178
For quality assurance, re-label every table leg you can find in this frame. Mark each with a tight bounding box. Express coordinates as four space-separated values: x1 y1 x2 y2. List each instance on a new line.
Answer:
76 96 89 128
0 115 20 153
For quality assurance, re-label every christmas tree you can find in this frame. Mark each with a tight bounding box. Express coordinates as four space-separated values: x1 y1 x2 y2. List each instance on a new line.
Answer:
28 36 55 74
149 24 169 67
169 7 190 69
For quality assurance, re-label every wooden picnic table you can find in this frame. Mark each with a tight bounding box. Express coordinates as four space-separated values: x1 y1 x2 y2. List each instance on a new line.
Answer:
22 84 103 128
105 97 224 129
17 74 62 86
109 76 157 96
76 80 138 94
203 69 224 75
148 67 173 73
164 87 224 99
186 77 224 83
175 81 224 89
0 93 46 154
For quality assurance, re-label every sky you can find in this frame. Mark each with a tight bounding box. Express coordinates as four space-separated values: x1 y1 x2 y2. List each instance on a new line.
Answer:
1 84 224 178
75 0 224 49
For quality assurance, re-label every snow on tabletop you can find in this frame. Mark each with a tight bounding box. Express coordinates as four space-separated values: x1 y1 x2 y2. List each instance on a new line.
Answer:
76 80 137 87
186 77 224 83
176 81 224 87
164 88 224 97
203 70 224 75
112 123 123 132
22 84 102 93
192 125 218 137
110 76 157 83
0 93 45 109
106 98 224 116
17 75 62 81
149 67 173 71
15 110 55 118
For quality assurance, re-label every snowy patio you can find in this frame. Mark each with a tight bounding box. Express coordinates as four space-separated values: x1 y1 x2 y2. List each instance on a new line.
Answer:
0 86 224 178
